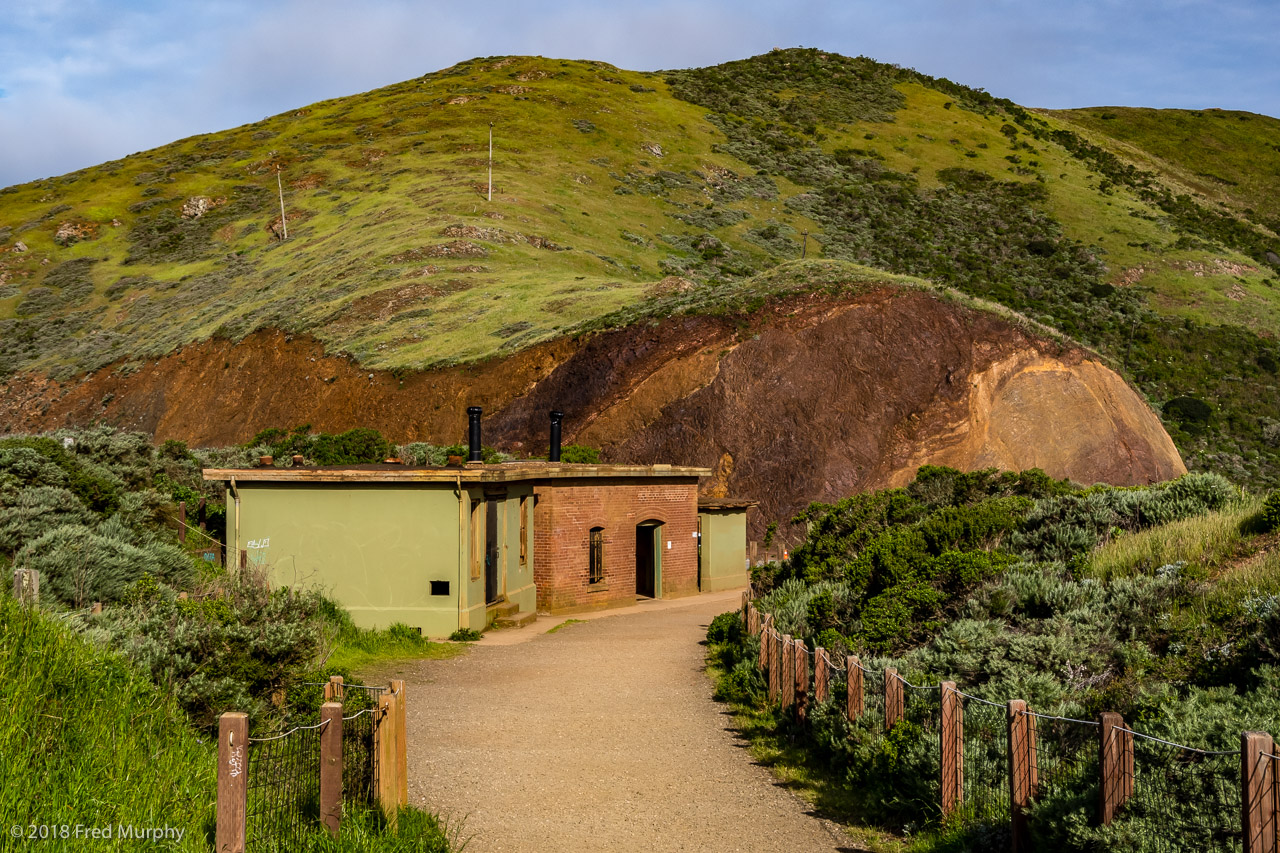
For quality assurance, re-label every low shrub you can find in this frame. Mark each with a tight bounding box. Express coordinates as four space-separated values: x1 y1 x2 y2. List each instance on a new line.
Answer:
103 567 328 731
558 444 601 464
18 524 195 608
1263 490 1280 532
706 610 744 645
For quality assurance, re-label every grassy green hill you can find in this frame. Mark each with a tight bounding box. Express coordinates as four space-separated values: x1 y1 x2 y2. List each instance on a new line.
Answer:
1 49 1278 484
1050 106 1280 232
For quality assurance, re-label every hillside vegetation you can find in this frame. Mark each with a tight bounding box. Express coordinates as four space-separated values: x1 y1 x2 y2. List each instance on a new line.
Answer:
711 467 1280 850
0 425 461 848
1 49 1278 485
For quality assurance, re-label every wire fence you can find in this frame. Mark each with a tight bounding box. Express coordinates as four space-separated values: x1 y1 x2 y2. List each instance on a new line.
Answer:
1114 730 1241 852
227 681 387 851
862 666 885 724
342 708 379 807
740 599 1275 852
958 693 1009 828
246 720 325 851
1024 710 1098 839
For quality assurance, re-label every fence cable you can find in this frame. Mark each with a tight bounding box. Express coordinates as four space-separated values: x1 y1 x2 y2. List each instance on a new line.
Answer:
249 718 329 743
166 513 226 548
298 681 388 692
1113 726 1237 756
897 673 940 691
1021 710 1101 727
341 708 379 722
953 688 1006 709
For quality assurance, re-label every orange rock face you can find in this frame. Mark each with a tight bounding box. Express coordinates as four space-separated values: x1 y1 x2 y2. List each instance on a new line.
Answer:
0 287 1183 529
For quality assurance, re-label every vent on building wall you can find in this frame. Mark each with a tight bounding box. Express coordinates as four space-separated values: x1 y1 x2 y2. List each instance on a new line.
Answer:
430 581 450 596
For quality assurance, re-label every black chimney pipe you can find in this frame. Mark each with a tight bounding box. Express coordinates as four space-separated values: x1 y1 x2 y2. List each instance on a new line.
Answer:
549 410 564 462
467 406 483 462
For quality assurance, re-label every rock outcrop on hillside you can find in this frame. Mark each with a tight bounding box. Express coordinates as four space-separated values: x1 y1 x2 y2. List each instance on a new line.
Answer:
0 287 1184 529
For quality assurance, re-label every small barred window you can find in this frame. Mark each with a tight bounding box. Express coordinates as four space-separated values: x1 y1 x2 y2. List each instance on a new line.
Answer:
589 527 605 584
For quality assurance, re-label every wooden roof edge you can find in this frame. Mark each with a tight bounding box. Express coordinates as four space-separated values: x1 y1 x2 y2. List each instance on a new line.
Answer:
203 463 713 484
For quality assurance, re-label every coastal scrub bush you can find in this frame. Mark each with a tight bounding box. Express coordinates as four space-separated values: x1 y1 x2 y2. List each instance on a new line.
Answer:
17 524 195 608
706 610 744 645
0 486 93 556
1262 490 1280 532
104 566 328 731
246 425 393 465
1012 473 1234 562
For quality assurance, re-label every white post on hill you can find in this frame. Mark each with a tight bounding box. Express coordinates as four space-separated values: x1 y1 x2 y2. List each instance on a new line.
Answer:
488 122 495 202
276 166 288 241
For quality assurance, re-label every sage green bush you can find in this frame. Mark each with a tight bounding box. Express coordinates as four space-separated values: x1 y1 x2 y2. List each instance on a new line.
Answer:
102 568 328 732
18 524 195 608
726 466 1276 850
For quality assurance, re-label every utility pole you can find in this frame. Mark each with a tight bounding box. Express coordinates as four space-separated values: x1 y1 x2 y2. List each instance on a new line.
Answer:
276 166 288 241
801 230 809 259
488 122 495 203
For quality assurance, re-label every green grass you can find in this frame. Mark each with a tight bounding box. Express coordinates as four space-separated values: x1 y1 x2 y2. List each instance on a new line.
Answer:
0 594 216 850
0 596 460 851
268 803 457 852
1 52 1272 380
1049 106 1280 229
546 618 586 634
1087 492 1264 580
323 614 467 674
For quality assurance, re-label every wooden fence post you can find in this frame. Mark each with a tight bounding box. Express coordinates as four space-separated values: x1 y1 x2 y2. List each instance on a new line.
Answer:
216 712 248 853
1008 699 1038 852
178 500 187 543
762 625 773 696
847 656 863 720
780 635 795 710
320 702 343 837
940 682 963 818
794 640 809 723
757 618 770 673
324 675 344 702
198 497 207 531
12 568 38 605
375 690 400 824
1099 712 1133 825
1242 731 1276 853
885 668 903 731
814 647 828 705
391 680 408 807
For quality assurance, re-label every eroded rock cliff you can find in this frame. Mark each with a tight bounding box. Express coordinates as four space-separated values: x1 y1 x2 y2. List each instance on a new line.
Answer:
0 286 1184 527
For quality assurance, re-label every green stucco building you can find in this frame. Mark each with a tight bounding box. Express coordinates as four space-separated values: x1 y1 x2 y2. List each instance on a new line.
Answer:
205 461 754 637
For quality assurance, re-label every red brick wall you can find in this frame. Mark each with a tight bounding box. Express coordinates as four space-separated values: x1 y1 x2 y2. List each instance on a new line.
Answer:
532 476 700 612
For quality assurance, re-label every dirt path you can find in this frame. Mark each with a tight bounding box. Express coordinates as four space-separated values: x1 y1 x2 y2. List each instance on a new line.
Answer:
396 590 859 852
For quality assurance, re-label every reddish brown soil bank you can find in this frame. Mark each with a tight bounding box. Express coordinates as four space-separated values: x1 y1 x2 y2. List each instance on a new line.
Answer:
0 288 1184 528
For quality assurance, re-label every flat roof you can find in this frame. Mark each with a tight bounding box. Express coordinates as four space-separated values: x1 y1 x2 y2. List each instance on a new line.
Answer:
203 461 712 484
697 498 758 510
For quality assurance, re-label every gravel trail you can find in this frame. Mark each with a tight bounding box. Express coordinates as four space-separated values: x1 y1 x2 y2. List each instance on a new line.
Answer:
400 590 859 852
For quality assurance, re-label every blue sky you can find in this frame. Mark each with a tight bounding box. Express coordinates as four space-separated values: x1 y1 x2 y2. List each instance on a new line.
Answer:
2 0 1277 189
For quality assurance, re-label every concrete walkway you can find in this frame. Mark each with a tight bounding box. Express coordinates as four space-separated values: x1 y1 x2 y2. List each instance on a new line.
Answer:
396 590 859 852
